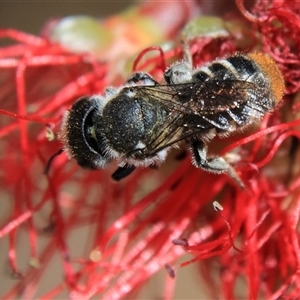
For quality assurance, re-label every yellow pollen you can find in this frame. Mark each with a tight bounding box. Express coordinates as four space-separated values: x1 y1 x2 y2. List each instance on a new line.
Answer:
248 52 285 104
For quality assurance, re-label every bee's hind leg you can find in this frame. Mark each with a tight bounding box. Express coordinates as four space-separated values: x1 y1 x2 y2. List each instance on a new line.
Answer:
190 140 245 189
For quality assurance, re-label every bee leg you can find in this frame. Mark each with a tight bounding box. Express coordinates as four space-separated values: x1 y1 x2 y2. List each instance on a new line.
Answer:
126 72 159 86
111 166 136 181
191 140 245 189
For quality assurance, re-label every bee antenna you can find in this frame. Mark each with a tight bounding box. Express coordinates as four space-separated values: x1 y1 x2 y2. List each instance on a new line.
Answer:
44 148 64 175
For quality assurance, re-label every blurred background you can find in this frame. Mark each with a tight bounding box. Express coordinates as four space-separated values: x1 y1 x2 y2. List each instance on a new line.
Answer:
0 1 135 34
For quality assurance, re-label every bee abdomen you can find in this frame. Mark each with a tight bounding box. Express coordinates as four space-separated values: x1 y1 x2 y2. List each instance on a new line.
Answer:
190 53 284 133
193 53 279 84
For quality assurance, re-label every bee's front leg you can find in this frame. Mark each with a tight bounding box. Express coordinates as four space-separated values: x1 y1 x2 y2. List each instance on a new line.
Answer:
190 140 245 189
111 166 136 181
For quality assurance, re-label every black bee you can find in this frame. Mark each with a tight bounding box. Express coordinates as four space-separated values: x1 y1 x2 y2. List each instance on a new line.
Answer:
59 49 284 187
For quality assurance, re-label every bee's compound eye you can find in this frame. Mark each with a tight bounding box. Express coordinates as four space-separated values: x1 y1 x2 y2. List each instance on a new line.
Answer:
61 97 109 169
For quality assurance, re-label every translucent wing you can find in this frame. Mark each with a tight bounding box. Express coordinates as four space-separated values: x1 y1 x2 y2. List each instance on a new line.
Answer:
123 79 270 157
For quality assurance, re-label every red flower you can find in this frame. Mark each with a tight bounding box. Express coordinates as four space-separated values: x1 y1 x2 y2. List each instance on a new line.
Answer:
1 1 300 299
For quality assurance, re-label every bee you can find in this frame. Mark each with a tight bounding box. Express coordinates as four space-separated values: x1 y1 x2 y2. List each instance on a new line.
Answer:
59 48 284 187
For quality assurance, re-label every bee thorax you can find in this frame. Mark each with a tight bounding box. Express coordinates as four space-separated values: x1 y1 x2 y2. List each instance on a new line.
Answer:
96 94 164 156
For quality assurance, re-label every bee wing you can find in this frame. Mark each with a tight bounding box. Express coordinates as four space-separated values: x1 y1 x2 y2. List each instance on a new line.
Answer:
136 79 258 111
131 80 260 156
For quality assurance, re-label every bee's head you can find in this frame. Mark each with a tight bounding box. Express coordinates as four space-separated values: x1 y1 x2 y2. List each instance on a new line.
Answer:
59 96 110 169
